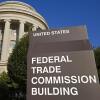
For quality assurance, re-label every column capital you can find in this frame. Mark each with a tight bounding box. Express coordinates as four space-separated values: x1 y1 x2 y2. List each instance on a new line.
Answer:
19 20 26 24
4 19 11 22
32 24 38 31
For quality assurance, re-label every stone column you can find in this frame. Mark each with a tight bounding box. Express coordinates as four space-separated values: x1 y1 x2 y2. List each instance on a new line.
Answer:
32 24 38 32
1 19 11 61
19 20 25 39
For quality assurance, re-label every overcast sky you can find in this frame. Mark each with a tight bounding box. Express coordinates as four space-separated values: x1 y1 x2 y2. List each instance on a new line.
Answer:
0 0 100 47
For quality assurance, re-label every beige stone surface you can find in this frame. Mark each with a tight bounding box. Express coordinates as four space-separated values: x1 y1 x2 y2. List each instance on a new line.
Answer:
0 1 48 73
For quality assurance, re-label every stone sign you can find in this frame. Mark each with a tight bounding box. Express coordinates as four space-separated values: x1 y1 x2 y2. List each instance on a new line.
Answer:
27 26 100 100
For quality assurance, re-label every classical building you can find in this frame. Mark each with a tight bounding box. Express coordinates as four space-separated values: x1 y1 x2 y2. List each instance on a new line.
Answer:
0 1 48 73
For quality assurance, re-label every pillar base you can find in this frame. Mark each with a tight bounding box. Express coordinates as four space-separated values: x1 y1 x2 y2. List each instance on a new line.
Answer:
0 61 7 73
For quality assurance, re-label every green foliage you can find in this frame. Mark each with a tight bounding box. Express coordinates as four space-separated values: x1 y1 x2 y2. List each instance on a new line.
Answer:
0 72 18 100
94 47 100 80
0 72 10 84
7 34 29 100
7 34 29 88
0 72 10 100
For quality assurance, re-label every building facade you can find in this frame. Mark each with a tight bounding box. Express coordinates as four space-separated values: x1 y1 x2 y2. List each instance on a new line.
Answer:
0 1 48 73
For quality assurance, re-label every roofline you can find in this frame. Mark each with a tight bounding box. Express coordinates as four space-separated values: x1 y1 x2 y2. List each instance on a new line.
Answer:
0 1 36 11
0 1 49 29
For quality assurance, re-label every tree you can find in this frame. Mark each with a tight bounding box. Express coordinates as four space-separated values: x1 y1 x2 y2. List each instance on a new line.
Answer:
0 72 10 100
94 47 100 81
7 34 29 98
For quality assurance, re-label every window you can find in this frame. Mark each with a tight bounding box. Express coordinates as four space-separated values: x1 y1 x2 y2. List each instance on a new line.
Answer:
9 40 16 53
10 40 16 48
0 30 2 40
0 40 2 52
11 30 17 36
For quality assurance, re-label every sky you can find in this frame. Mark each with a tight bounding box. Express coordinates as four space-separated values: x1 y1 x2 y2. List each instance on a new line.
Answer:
0 0 100 48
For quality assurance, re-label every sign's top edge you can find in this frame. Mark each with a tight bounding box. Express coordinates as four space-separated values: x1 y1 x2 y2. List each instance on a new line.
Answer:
31 25 87 33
